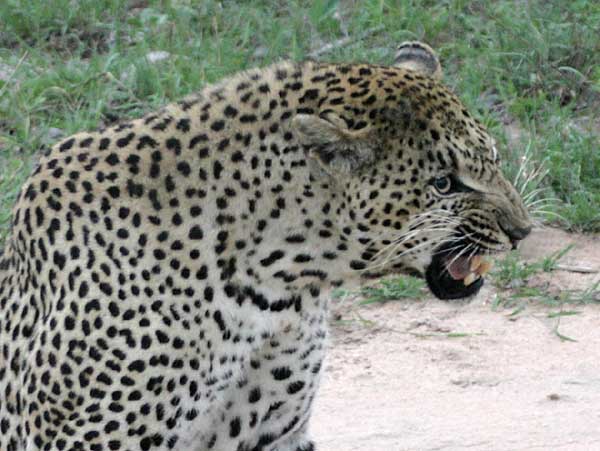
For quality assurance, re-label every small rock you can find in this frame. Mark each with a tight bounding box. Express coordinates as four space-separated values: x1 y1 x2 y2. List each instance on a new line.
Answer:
408 318 450 333
253 47 268 59
145 51 171 63
450 378 470 388
47 128 65 140
0 62 13 82
120 64 136 83
508 279 524 289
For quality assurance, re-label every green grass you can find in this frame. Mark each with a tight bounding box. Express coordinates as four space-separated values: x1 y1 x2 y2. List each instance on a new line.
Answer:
491 245 574 288
333 276 426 305
490 245 599 311
2 0 599 243
488 247 597 343
358 277 426 304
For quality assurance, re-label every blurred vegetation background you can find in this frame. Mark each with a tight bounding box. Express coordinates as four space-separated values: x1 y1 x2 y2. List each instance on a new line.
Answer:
1 0 599 246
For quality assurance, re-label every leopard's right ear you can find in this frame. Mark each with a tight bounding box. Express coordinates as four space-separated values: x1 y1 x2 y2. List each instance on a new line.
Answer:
291 114 376 176
394 41 442 80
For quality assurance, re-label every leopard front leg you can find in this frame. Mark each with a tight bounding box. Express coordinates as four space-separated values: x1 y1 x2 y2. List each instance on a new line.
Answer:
272 422 317 451
269 420 315 451
246 306 327 451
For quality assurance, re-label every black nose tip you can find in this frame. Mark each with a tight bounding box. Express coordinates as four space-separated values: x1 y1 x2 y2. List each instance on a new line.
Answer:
509 225 532 241
501 224 532 249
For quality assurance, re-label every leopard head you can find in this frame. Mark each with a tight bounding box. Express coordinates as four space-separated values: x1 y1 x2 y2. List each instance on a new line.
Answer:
293 42 532 300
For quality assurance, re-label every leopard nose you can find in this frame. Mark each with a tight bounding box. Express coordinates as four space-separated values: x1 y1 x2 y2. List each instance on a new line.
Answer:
501 224 532 249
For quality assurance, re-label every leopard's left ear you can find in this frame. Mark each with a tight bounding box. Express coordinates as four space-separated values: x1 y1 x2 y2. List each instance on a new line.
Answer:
394 41 442 80
292 113 376 176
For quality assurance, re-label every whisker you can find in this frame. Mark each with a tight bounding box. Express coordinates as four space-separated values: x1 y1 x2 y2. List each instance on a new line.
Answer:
371 224 458 259
530 209 567 221
525 197 560 209
382 234 469 267
522 187 548 202
367 235 453 271
519 166 547 195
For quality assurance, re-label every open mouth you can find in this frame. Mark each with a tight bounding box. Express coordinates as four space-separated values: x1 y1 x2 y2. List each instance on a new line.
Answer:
425 242 493 300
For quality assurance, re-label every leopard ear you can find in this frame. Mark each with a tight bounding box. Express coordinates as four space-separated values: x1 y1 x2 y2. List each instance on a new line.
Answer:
394 41 442 80
292 114 376 175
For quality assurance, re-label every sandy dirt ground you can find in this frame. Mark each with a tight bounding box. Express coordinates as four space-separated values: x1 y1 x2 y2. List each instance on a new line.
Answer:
311 228 600 451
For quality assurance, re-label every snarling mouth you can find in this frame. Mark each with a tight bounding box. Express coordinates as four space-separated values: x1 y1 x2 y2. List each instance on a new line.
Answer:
425 242 493 300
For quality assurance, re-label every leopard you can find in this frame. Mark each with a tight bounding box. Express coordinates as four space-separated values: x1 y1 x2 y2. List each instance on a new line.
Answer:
0 41 532 451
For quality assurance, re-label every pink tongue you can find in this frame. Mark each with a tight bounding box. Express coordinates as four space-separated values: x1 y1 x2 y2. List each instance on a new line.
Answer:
445 256 471 280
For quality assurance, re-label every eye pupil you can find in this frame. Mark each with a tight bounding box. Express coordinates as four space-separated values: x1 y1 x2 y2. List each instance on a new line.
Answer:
434 176 451 192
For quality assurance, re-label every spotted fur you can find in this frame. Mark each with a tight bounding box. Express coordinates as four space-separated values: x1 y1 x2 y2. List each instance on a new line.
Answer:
0 43 530 450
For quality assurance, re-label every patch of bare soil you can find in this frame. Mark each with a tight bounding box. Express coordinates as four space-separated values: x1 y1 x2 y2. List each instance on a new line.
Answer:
312 228 600 451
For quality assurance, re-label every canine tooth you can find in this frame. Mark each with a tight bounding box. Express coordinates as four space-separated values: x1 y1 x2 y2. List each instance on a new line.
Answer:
470 255 482 271
478 260 493 275
464 272 477 286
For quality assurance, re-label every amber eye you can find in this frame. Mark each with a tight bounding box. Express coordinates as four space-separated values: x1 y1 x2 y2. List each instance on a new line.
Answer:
433 176 451 194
